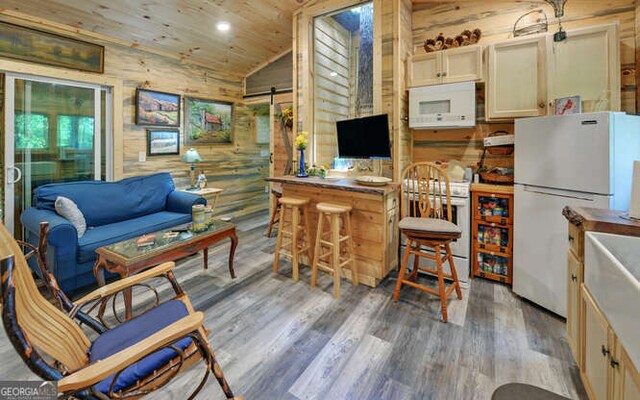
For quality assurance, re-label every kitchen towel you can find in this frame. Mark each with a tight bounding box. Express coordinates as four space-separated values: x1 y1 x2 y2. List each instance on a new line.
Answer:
629 160 640 219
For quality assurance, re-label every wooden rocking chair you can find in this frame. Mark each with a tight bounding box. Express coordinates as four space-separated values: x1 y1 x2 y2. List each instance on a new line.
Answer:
0 223 239 399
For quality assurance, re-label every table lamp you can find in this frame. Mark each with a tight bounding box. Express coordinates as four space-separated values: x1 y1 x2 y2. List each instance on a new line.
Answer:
182 148 202 190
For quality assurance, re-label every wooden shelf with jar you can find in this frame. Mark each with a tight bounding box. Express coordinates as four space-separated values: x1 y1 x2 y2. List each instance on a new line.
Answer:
471 183 514 284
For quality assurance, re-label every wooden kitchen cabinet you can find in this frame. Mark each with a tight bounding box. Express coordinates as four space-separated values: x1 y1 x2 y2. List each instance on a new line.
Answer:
548 24 620 113
582 286 612 400
471 184 513 284
567 249 583 367
613 343 640 400
486 35 547 119
409 44 483 87
563 206 640 400
582 285 640 400
487 23 620 120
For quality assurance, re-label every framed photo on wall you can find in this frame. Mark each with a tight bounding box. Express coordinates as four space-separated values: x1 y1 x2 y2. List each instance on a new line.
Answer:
136 89 181 127
185 97 233 144
147 129 180 156
0 21 104 73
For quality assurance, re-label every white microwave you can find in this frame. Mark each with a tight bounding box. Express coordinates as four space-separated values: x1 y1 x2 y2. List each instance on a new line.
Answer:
409 81 476 129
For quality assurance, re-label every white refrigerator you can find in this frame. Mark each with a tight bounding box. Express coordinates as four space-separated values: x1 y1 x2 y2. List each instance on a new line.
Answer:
514 112 640 317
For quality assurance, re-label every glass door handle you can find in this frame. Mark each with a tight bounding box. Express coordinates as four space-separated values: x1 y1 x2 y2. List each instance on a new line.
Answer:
7 166 22 184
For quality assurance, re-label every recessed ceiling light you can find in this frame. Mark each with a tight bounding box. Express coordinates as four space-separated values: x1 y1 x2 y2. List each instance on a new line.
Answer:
330 71 338 77
217 22 230 32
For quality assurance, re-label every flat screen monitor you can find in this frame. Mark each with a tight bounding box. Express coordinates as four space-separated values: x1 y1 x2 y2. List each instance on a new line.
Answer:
336 114 391 159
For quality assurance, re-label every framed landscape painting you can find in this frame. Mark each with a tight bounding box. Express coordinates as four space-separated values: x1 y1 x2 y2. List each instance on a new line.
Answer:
0 21 104 73
185 97 233 144
147 129 180 156
136 89 181 127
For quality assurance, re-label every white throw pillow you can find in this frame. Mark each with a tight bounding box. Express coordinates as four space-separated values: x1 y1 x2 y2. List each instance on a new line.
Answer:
55 196 87 238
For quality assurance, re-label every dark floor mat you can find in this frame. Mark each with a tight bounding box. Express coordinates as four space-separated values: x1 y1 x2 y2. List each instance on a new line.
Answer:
492 383 571 400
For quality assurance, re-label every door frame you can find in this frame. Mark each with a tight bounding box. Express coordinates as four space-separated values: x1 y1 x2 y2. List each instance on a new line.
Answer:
2 71 115 234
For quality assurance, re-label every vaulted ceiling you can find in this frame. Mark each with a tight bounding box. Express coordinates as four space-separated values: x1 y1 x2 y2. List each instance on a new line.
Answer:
0 0 309 76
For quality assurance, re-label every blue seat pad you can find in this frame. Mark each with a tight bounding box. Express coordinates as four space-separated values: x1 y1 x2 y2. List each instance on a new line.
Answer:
77 211 191 264
90 300 194 394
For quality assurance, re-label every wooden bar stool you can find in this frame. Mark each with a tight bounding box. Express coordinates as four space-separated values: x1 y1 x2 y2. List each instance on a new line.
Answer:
273 196 313 281
266 186 283 237
311 202 357 298
394 162 463 322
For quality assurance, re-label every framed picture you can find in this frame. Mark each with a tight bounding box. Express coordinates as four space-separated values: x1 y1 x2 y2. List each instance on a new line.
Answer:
136 89 181 127
147 129 180 156
0 21 104 73
185 97 233 144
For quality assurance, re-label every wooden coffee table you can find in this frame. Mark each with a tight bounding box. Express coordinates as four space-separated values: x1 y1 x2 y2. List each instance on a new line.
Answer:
93 220 237 319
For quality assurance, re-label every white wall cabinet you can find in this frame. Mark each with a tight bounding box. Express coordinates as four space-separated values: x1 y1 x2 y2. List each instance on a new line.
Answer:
487 35 547 119
409 44 482 87
548 24 620 114
486 23 620 120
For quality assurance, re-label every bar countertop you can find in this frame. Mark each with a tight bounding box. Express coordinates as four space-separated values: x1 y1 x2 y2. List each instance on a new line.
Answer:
562 206 640 237
265 176 399 195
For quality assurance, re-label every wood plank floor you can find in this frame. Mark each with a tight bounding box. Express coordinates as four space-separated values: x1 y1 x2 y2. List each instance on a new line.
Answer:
0 212 587 399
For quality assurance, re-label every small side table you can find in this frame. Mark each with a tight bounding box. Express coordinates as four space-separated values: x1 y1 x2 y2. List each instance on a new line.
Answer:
183 187 224 215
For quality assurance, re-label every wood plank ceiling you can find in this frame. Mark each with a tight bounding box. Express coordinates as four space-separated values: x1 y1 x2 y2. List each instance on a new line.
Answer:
0 0 309 76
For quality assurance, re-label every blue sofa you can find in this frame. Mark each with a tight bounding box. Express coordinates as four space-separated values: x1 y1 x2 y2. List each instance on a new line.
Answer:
21 173 205 296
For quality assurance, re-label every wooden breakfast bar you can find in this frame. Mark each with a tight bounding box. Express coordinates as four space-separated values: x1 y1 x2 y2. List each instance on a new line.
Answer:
266 176 400 287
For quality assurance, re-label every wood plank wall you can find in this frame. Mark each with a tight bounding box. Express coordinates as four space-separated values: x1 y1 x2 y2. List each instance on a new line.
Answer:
380 0 397 178
0 14 269 220
394 0 413 178
313 17 352 166
411 0 637 170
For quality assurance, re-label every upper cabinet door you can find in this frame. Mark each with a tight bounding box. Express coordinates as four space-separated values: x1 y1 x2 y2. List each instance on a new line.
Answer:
548 24 620 113
441 44 483 83
487 35 547 120
409 52 441 87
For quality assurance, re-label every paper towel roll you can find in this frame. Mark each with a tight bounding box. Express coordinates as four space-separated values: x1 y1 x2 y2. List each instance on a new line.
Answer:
629 160 640 219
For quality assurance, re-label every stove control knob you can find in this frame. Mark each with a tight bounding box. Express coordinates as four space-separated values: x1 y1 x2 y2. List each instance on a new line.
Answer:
452 187 460 196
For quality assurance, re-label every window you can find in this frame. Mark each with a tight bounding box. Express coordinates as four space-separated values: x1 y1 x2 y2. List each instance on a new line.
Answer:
312 2 374 166
15 113 49 149
57 115 95 149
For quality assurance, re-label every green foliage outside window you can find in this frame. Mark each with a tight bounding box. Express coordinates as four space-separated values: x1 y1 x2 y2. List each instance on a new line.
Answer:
15 113 49 149
58 115 94 149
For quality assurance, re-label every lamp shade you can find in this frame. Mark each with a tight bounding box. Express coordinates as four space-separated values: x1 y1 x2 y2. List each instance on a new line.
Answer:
182 148 202 163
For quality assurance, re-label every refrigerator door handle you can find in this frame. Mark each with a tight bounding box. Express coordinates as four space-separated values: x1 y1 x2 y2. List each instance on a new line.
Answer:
522 184 597 201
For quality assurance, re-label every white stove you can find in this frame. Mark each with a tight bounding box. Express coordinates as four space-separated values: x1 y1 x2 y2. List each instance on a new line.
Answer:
448 181 471 198
402 178 472 286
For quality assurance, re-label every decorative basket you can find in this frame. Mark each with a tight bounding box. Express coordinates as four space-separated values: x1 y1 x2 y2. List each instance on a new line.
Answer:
487 146 514 156
480 172 514 184
486 130 514 155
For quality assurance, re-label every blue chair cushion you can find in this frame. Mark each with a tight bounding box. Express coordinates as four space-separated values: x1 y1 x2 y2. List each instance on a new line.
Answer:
34 173 175 227
90 300 194 394
77 211 191 264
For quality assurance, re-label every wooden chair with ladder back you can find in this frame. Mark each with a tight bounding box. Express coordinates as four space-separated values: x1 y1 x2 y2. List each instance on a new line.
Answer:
394 162 463 322
1 222 240 399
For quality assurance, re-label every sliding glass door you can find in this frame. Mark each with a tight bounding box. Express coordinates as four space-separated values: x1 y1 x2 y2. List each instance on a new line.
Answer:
3 74 112 238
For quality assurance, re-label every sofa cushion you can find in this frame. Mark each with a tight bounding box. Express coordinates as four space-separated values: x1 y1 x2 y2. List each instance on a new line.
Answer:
90 300 193 394
34 173 176 227
77 211 191 264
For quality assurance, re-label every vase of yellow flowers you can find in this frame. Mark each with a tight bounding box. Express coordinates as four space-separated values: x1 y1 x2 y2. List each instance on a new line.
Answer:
295 131 309 177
